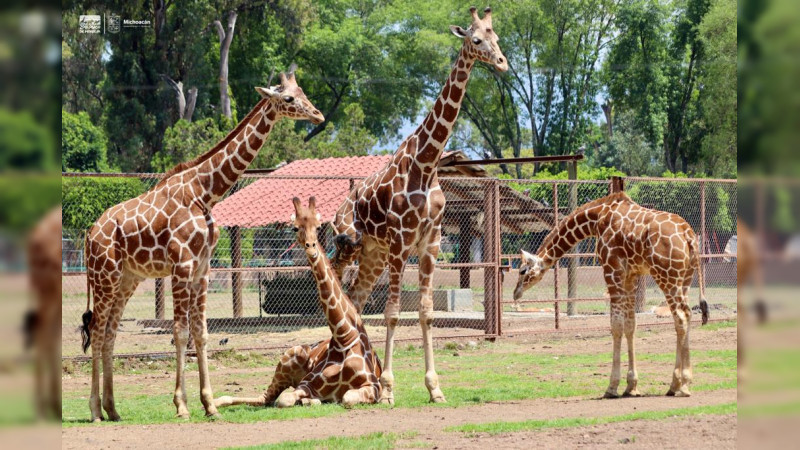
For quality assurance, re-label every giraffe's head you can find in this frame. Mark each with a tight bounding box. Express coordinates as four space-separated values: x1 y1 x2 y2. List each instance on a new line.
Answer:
291 196 324 261
450 6 508 72
514 250 546 300
255 69 325 125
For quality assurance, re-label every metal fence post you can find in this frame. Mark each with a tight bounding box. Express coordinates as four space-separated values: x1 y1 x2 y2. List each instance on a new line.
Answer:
699 180 706 293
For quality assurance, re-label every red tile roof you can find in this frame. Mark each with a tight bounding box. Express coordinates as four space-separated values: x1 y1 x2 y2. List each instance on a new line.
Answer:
213 155 392 227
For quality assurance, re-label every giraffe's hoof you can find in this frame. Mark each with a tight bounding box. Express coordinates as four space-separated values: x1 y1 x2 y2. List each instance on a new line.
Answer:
665 390 676 397
674 388 692 398
430 394 447 404
91 417 103 423
622 390 642 398
602 391 620 399
206 412 222 421
378 396 394 406
106 412 121 422
177 412 191 420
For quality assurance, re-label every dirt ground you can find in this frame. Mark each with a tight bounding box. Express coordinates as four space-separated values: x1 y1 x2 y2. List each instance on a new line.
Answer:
61 327 737 449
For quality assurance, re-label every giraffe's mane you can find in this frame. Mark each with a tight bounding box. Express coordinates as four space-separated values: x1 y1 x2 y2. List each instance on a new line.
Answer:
152 99 269 190
536 191 632 253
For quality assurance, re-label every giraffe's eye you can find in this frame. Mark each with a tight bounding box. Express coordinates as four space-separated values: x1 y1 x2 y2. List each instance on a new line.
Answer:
282 96 294 103
472 37 482 45
520 268 527 275
292 227 299 232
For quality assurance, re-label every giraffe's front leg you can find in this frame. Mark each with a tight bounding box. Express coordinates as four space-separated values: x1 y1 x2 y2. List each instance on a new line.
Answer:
622 303 641 397
604 286 625 399
189 273 220 418
378 242 411 406
276 386 312 408
171 276 192 418
418 230 445 403
342 383 380 408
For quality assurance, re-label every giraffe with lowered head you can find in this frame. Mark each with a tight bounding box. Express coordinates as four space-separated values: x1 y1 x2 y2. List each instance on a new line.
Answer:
80 69 324 422
330 6 508 404
215 197 382 408
514 191 709 398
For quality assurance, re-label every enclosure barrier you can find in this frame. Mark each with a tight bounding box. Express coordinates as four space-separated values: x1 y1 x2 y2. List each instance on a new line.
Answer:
61 173 737 359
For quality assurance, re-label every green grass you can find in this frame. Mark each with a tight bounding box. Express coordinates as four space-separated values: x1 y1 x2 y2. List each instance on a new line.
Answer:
62 342 737 428
446 402 737 435
226 431 416 450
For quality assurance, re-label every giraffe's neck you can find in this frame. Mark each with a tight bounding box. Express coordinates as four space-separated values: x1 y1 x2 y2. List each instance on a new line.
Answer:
397 46 475 169
306 250 360 348
192 100 277 208
538 203 605 269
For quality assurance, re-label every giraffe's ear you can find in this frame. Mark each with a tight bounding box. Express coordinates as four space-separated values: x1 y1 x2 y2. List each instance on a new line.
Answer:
450 25 468 39
255 86 278 98
290 213 296 222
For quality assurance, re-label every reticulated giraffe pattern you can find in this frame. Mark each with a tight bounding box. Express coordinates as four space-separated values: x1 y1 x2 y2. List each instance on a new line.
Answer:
81 71 324 422
215 197 382 408
514 192 709 398
330 6 508 405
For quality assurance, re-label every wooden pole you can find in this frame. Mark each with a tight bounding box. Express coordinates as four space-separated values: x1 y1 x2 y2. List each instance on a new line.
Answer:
231 225 243 318
155 278 165 319
567 161 577 316
553 183 560 330
483 180 499 336
458 212 472 289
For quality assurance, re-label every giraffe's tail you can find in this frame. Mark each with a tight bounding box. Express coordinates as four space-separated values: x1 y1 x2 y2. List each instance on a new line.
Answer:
689 231 709 325
81 231 94 353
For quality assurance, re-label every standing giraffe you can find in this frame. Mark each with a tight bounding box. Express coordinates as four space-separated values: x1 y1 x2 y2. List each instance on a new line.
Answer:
81 70 324 422
514 192 709 398
330 6 508 404
215 197 381 408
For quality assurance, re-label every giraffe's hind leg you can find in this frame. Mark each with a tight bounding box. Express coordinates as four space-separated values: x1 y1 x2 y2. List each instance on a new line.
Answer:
418 228 445 403
656 274 693 397
101 271 142 421
622 276 641 397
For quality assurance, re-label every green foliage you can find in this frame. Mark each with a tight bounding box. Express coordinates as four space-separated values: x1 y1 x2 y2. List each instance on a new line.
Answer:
626 172 735 232
62 110 110 172
0 108 55 171
0 175 61 235
61 177 147 232
152 118 227 172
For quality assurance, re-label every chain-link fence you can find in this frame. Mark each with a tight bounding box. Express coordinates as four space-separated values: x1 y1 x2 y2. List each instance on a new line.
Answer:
61 173 737 358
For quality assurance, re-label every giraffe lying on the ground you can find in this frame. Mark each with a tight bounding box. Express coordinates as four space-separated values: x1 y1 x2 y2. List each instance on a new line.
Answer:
214 197 382 408
81 69 324 422
514 192 709 398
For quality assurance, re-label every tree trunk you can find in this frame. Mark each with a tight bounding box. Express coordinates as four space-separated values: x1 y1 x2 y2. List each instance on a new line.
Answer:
214 11 237 120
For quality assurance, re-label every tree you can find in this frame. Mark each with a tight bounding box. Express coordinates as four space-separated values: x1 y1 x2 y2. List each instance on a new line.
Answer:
62 110 110 172
0 109 54 172
152 117 227 172
696 0 736 177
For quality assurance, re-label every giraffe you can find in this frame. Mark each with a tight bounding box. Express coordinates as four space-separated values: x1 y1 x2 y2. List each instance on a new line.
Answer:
514 192 710 398
80 70 324 422
25 206 63 420
215 197 382 408
330 6 508 405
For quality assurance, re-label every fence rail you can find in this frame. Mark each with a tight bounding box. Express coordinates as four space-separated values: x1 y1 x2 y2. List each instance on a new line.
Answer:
61 173 738 359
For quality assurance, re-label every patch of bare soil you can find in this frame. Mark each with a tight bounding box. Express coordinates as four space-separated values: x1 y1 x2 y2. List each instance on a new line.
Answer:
430 414 736 449
61 389 736 449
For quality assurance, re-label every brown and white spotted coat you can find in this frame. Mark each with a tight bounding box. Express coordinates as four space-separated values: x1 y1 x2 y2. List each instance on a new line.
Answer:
215 197 382 408
81 71 324 422
330 6 507 405
514 192 709 398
